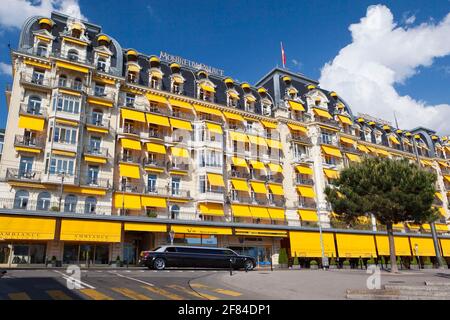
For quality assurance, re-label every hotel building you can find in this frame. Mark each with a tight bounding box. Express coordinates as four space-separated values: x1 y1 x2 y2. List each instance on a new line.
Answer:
1 12 449 267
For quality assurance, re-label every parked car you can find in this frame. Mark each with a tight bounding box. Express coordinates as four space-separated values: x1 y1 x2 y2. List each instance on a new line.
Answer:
139 245 256 271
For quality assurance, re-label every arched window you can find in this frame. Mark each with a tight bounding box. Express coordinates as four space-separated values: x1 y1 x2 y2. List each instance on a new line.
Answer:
67 49 79 61
36 43 48 57
64 194 77 213
37 192 51 211
84 197 97 214
27 96 42 114
97 57 107 72
58 74 67 87
14 190 29 209
170 205 180 220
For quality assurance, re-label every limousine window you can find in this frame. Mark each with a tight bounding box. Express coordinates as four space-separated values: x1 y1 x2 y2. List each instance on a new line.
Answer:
165 247 177 253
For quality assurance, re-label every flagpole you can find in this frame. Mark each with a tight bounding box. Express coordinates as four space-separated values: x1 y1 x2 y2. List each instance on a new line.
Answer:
280 42 285 68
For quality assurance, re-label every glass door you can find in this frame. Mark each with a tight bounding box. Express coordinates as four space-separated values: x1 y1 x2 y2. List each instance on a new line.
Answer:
79 245 94 266
19 156 34 178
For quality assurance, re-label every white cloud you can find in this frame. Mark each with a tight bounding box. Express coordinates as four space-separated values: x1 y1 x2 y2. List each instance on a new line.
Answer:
0 0 86 30
319 5 450 135
404 15 416 25
0 62 12 76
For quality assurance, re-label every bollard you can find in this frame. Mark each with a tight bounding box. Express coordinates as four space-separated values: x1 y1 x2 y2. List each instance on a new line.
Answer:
229 259 233 276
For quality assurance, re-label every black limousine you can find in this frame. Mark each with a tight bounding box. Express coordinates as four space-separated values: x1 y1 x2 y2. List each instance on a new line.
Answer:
139 246 257 270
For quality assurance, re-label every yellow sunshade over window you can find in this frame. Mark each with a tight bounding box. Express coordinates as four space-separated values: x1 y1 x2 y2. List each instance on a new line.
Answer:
296 165 313 175
193 104 223 117
298 209 318 222
340 137 355 145
235 228 287 237
228 91 239 99
229 131 249 143
268 163 282 173
146 93 168 105
146 113 170 127
337 115 352 125
313 108 332 119
287 123 308 133
444 176 450 183
268 208 285 220
324 169 339 179
268 183 284 195
168 98 193 110
249 160 266 171
440 239 450 257
231 204 252 217
245 95 256 103
261 121 277 129
231 179 249 192
346 153 361 162
288 100 305 111
171 147 189 158
321 146 342 158
18 115 45 131
121 108 146 123
146 142 166 154
200 83 216 93
119 163 140 179
420 159 433 167
248 135 268 147
249 206 270 219
297 186 315 198
141 196 167 208
266 139 282 149
250 181 267 194
169 118 193 131
409 237 436 256
120 138 141 150
336 234 377 258
231 157 248 168
60 220 121 243
114 194 141 210
198 203 224 216
172 225 232 235
389 135 400 145
207 173 225 187
124 223 167 233
290 231 336 258
0 216 56 240
56 61 89 74
357 144 370 153
435 192 443 201
223 111 245 122
206 122 223 134
127 64 140 73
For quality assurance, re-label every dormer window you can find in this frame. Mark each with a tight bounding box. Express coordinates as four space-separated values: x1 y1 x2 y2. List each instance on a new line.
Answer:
172 82 181 94
67 49 79 61
71 28 81 39
150 76 160 90
97 58 107 72
227 92 239 108
199 83 215 102
36 43 48 57
127 72 137 83
262 103 272 116
125 93 135 107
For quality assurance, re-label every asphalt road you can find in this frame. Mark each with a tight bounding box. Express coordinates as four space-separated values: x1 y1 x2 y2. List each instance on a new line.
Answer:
0 268 267 300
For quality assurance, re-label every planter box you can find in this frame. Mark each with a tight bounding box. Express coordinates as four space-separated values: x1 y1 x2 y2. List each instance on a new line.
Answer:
423 264 433 269
343 265 351 270
367 264 377 269
292 265 301 270
410 264 419 270
278 264 288 269
310 265 318 270
329 265 338 269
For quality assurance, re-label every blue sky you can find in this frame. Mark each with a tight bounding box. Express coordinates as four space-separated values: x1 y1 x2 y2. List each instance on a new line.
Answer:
0 0 449 132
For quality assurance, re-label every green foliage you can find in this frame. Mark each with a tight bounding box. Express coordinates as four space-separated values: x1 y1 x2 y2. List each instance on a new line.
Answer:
381 256 386 265
324 158 438 226
396 257 402 265
310 260 318 266
293 254 299 265
424 257 432 266
367 256 376 265
343 259 350 266
278 248 288 265
330 255 337 265
410 256 418 265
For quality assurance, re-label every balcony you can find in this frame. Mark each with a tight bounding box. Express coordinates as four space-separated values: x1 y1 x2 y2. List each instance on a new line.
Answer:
230 170 250 179
315 117 340 127
85 116 110 131
340 145 362 154
143 158 166 171
83 145 109 158
6 168 42 182
268 198 286 207
19 72 51 90
230 195 253 204
51 50 93 65
171 110 195 121
197 191 224 202
118 126 141 136
119 154 141 165
290 113 312 123
87 87 116 102
288 134 311 144
266 175 283 184
318 137 339 147
118 182 145 194
168 162 189 172
55 79 86 92
14 134 45 150
169 188 191 199
148 130 165 140
295 201 317 210
145 186 169 196
79 176 111 189
19 103 47 118
295 176 314 186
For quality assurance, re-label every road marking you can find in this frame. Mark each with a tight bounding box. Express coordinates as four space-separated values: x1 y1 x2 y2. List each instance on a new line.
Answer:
168 284 219 300
111 287 152 300
191 283 242 297
79 289 113 300
8 292 30 300
109 272 154 287
53 270 95 289
142 286 184 300
46 290 73 300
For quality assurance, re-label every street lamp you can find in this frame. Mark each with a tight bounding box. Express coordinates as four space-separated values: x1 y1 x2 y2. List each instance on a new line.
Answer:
317 209 328 270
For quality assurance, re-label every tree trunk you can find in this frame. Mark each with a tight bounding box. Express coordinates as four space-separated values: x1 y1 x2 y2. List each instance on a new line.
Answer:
387 222 398 273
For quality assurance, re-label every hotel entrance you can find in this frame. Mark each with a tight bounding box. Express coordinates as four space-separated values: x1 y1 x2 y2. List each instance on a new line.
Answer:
62 244 110 265
228 245 272 267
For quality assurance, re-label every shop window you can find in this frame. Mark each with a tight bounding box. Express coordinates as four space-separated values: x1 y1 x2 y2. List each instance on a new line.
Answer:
13 190 29 209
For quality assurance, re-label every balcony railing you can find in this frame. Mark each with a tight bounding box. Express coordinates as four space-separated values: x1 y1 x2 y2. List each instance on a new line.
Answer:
118 126 140 135
79 176 111 189
119 183 145 193
119 155 141 164
51 50 93 65
315 117 339 127
85 116 110 129
20 72 51 87
230 195 253 204
148 130 164 139
288 134 311 144
143 158 166 168
295 176 314 185
168 163 189 171
84 145 109 158
19 103 47 117
171 110 195 121
266 175 283 184
294 201 317 210
318 137 339 146
169 188 191 198
145 186 169 196
87 88 116 101
55 80 86 92
14 134 45 149
340 145 362 154
268 198 286 207
230 171 250 179
6 168 42 182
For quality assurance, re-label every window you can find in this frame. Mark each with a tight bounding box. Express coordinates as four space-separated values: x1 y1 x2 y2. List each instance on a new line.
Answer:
320 131 333 145
84 197 97 214
172 82 181 94
54 127 77 144
293 144 307 159
64 195 77 213
198 149 222 168
199 176 206 193
27 96 42 114
150 77 159 90
54 95 81 114
170 205 180 219
127 72 137 83
37 192 51 211
36 43 48 57
171 177 181 196
324 155 337 165
18 156 34 177
94 83 105 96
58 75 67 87
32 70 45 85
49 158 75 175
87 166 99 185
91 110 103 126
147 174 157 193
262 103 271 116
73 78 82 90
97 58 106 72
125 93 135 107
13 190 29 209
67 49 79 61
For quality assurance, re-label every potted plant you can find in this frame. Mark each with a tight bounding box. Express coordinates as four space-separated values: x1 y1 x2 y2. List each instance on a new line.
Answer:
309 260 318 270
292 254 300 270
50 206 59 212
396 257 402 270
47 256 57 268
423 257 433 269
343 259 351 270
438 257 448 269
278 248 288 269
111 255 122 268
410 256 419 270
381 256 386 269
329 255 337 270
358 257 364 269
367 256 376 268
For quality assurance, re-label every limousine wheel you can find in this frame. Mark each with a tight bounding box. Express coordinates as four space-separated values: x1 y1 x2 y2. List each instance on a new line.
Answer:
153 258 166 270
244 260 254 271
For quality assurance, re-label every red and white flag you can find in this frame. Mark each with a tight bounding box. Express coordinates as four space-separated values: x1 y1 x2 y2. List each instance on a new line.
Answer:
280 42 286 68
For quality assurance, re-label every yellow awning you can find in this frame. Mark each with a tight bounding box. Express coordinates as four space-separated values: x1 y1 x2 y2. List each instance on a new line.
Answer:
56 61 89 74
261 121 277 129
172 225 232 235
124 223 167 232
435 192 443 202
297 186 315 198
438 207 447 217
146 113 170 127
0 216 55 240
375 236 411 256
171 147 189 158
200 83 216 93
235 228 288 237
268 163 282 173
248 135 268 147
336 234 377 258
206 122 223 134
60 220 121 242
169 98 192 110
114 194 141 210
438 161 449 168
198 203 224 216
231 157 248 168
290 231 336 258
346 153 361 162
249 206 270 219
357 144 370 153
288 100 305 111
228 92 239 99
193 104 223 117
141 196 167 208
340 137 355 145
119 163 140 179
268 208 285 220
24 59 51 69
18 115 45 131
321 146 342 158
249 160 266 171
324 169 339 179
120 138 141 150
409 237 436 256
207 173 225 187
127 64 140 73
146 93 168 105
150 70 163 79
266 139 282 149
313 108 332 119
223 111 245 122
296 165 313 175
268 183 284 195
146 142 166 154
420 159 433 167
440 239 450 257
172 75 184 83
389 135 400 145
444 176 450 183
245 95 256 102
298 209 318 222
84 156 107 164
250 181 267 194
229 131 249 143
231 204 252 217
337 115 352 125
52 149 76 157
121 108 146 123
170 118 193 131
287 123 308 133
231 179 249 192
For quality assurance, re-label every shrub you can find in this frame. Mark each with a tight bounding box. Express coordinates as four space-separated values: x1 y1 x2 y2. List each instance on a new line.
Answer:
343 259 350 266
293 254 299 266
310 260 318 266
396 257 402 266
410 256 418 265
381 256 386 265
329 256 337 266
278 248 288 265
424 257 432 266
367 257 376 265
